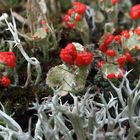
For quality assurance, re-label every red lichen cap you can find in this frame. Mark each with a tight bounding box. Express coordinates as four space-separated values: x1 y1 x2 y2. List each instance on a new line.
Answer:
75 51 93 66
107 73 116 79
125 52 135 63
99 34 114 52
75 14 81 21
63 15 70 22
111 0 119 5
73 2 87 15
117 55 126 66
130 4 140 20
121 30 130 38
60 43 77 65
0 76 11 87
0 52 16 68
114 35 122 44
97 61 104 69
106 49 116 57
134 27 140 35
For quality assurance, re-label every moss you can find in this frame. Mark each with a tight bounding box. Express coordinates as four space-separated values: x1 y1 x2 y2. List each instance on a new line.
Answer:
0 85 49 115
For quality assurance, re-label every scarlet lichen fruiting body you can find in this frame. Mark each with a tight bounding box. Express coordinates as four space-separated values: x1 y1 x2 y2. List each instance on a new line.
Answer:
130 4 140 20
107 73 116 79
106 49 116 57
60 43 77 64
63 2 87 29
117 55 126 66
0 52 16 68
0 76 11 87
60 43 93 67
111 0 119 5
75 51 93 66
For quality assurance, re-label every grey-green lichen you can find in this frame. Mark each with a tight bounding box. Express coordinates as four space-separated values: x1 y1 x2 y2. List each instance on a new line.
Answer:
46 64 75 96
46 64 90 96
